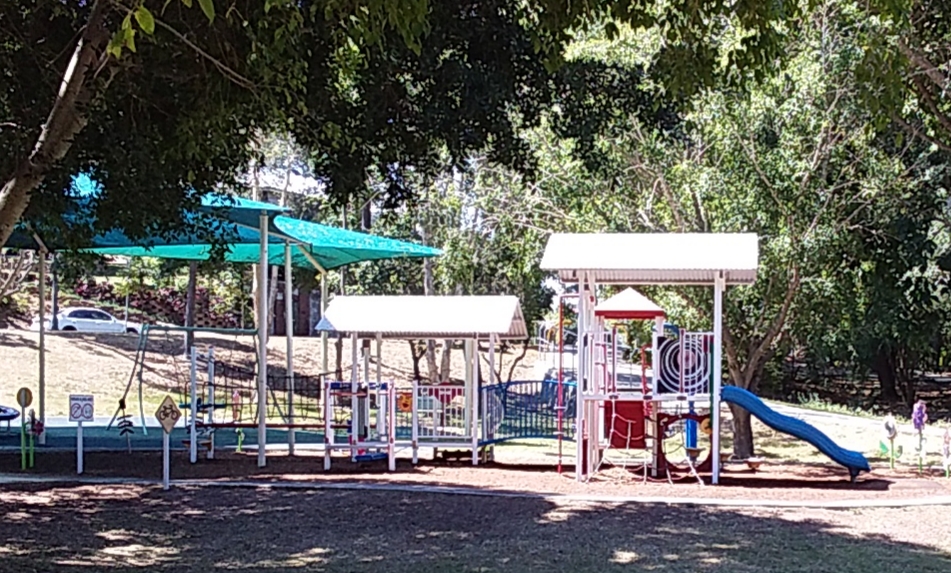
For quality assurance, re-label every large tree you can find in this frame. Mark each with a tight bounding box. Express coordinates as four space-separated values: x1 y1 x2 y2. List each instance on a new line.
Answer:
519 0 934 457
1 0 800 250
859 0 951 150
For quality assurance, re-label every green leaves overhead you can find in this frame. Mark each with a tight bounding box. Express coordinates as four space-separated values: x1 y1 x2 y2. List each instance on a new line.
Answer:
3 0 801 251
857 0 951 149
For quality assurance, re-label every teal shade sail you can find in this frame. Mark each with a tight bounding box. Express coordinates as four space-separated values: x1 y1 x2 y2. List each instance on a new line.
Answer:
5 174 440 270
88 215 441 271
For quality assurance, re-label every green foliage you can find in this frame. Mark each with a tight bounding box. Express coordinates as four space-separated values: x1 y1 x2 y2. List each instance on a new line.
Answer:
856 0 951 149
341 155 553 329
2 0 802 253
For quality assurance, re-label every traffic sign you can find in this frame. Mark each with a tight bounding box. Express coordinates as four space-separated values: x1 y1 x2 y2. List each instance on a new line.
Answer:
16 387 32 409
69 394 94 423
155 395 181 434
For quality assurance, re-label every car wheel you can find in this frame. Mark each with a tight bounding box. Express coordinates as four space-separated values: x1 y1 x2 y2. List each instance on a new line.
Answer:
126 328 138 335
62 326 76 331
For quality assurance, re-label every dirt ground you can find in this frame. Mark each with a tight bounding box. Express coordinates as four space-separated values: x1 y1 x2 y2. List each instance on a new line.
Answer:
1 480 950 573
4 449 951 504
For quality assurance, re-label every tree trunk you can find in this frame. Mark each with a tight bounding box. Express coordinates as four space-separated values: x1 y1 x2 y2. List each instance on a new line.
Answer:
408 341 425 381
895 349 917 409
728 359 770 459
873 346 901 403
729 404 754 459
0 1 112 247
266 265 278 334
50 256 59 330
506 340 531 383
334 335 343 381
439 340 453 383
421 231 439 384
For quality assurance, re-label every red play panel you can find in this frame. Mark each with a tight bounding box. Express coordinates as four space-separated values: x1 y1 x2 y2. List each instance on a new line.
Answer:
604 400 646 449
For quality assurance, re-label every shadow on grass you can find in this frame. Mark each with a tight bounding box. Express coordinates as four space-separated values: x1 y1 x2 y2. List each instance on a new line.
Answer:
0 330 38 350
1 480 949 573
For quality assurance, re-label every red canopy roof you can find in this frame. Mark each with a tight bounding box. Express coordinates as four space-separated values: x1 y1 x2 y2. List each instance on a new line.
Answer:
594 288 666 320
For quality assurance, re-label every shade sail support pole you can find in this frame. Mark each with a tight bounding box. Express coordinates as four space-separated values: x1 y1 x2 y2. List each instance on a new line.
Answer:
285 241 295 456
38 247 47 445
712 271 725 484
257 212 269 468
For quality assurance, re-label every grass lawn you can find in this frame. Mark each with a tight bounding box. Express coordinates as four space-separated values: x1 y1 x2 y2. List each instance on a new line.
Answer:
1 482 950 573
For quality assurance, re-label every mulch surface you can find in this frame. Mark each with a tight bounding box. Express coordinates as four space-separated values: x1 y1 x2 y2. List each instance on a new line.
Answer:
4 449 950 503
2 481 951 573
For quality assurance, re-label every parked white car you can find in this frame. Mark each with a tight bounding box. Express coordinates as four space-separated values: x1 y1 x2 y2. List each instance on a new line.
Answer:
30 307 141 335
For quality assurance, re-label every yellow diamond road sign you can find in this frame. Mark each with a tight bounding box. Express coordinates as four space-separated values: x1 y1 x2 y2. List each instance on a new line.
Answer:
155 395 182 434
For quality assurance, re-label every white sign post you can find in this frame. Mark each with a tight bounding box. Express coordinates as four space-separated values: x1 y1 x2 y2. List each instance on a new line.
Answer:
155 395 181 491
69 394 94 475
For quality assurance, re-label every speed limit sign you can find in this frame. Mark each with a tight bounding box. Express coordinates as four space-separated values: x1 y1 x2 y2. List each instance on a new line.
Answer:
69 395 94 423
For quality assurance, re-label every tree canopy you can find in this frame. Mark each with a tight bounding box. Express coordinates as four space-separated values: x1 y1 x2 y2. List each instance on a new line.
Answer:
1 0 802 249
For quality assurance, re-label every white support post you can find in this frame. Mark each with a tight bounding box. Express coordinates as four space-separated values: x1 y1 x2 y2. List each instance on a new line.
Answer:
285 242 295 456
363 340 370 389
463 339 471 435
257 212 269 468
321 273 328 374
162 431 171 490
575 276 586 482
388 384 396 471
350 332 359 462
611 326 618 394
471 337 480 466
651 315 664 477
76 421 83 475
376 333 384 438
38 249 46 445
712 272 725 485
411 378 419 465
488 334 496 388
586 275 600 477
323 381 332 471
206 347 215 459
189 346 198 464
487 333 497 462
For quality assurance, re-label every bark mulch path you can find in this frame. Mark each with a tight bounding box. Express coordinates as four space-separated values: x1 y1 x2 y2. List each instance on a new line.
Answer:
4 450 950 503
2 480 951 573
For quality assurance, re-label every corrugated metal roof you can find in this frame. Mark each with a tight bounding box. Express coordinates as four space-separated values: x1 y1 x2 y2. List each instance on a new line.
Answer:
540 233 759 285
594 288 666 320
314 295 527 339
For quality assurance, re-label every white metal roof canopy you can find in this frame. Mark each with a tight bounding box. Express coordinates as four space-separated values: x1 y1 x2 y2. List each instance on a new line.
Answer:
314 295 528 340
540 233 759 285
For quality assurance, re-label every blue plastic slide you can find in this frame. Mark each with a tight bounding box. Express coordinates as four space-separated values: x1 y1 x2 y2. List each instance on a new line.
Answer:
721 386 871 480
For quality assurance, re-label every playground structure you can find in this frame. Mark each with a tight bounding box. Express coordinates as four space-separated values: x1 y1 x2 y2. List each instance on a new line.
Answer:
11 215 874 483
314 294 575 467
107 323 327 462
14 174 440 458
540 232 871 483
108 294 573 471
